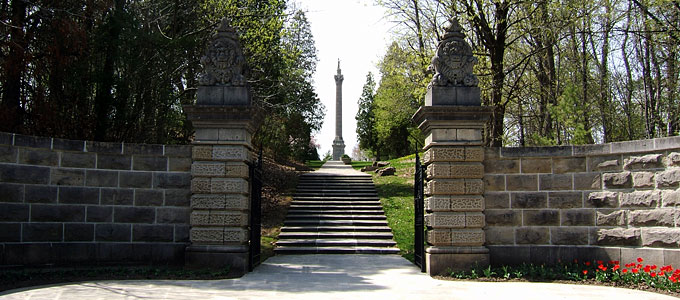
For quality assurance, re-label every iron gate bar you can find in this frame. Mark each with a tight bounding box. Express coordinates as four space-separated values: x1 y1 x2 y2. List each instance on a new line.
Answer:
414 151 426 272
248 148 263 272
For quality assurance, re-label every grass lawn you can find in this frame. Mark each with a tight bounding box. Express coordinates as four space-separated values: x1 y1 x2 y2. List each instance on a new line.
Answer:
304 160 326 170
357 154 420 262
349 161 373 170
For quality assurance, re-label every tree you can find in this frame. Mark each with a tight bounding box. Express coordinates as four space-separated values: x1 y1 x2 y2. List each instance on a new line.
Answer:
355 72 379 158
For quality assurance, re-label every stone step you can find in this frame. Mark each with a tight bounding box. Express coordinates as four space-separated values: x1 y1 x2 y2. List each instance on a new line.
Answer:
294 193 378 198
278 231 394 239
298 179 373 184
285 214 386 221
274 246 400 255
290 202 381 208
295 188 376 193
283 219 389 227
286 209 385 215
293 196 380 201
289 205 383 210
281 225 393 232
275 239 397 247
296 184 375 188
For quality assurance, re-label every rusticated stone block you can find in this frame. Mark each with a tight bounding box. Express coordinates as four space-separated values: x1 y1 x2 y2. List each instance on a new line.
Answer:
86 206 113 222
656 169 680 188
485 147 500 160
573 173 601 190
620 190 660 207
450 196 484 211
551 227 589 245
224 228 247 243
521 158 551 173
225 162 249 178
191 178 211 193
423 147 465 163
548 192 582 208
95 223 131 242
511 192 547 208
586 191 618 208
85 169 118 187
0 145 16 163
18 149 58 166
426 212 465 228
192 146 212 160
666 152 680 167
641 228 680 247
191 162 225 177
603 171 632 188
191 194 226 209
561 209 594 226
465 212 485 227
190 228 223 244
465 147 484 162
135 189 164 206
425 179 465 195
485 210 521 226
425 196 450 211
113 206 155 223
623 154 663 170
515 227 549 244
119 171 152 188
133 156 167 171
427 162 484 179
25 185 57 203
485 227 514 245
553 157 586 173
597 228 640 246
31 204 85 222
64 224 94 242
50 168 85 186
59 186 99 204
157 207 190 224
212 145 247 161
663 190 680 207
629 209 675 226
210 211 246 226
484 192 509 209
632 172 655 188
596 210 626 226
523 210 559 226
483 175 505 191
211 178 248 194
589 156 620 172
60 152 96 168
23 223 63 242
483 159 518 174
539 174 572 190
506 175 537 191
427 229 452 246
190 211 211 225
450 229 485 246
465 179 483 194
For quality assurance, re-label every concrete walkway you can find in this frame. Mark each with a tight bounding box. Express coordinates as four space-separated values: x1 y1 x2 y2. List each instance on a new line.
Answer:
308 160 367 176
1 255 676 300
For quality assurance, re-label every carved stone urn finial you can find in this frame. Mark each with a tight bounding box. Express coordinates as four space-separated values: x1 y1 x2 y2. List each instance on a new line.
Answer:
430 18 478 87
199 18 246 86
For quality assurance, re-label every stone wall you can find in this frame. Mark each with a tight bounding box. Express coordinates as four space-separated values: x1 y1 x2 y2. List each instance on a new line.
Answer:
0 132 192 266
483 136 680 267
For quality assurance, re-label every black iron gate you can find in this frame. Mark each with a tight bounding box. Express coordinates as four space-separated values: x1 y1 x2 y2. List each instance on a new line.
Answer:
248 149 263 272
414 152 426 272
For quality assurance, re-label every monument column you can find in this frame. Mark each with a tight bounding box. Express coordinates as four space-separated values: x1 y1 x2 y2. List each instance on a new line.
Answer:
332 60 345 160
412 19 493 275
183 19 262 275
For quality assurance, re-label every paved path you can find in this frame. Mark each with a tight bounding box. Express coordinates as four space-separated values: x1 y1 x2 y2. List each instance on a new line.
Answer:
1 255 676 300
308 160 366 176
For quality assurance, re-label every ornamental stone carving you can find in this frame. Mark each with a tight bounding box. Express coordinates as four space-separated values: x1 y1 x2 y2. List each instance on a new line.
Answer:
430 18 478 87
199 18 246 86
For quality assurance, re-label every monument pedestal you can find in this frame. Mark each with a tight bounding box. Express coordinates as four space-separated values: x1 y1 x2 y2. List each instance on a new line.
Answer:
332 136 345 160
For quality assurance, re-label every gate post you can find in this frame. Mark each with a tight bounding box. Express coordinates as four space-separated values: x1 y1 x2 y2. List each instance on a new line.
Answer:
183 19 262 275
412 19 492 276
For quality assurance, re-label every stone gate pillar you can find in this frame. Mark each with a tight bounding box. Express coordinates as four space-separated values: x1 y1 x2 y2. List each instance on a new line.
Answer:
183 19 262 275
412 19 492 275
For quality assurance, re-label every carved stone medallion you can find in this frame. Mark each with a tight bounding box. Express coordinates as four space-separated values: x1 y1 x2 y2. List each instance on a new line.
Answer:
199 18 246 86
430 19 478 87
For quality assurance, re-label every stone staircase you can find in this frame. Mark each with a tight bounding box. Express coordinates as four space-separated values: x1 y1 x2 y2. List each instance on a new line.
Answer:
275 171 399 254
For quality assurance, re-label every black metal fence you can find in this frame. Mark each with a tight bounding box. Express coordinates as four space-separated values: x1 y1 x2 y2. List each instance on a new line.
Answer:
248 149 263 272
414 152 426 272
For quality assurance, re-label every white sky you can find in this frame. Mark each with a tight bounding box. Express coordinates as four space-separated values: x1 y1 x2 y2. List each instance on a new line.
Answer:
295 0 392 159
